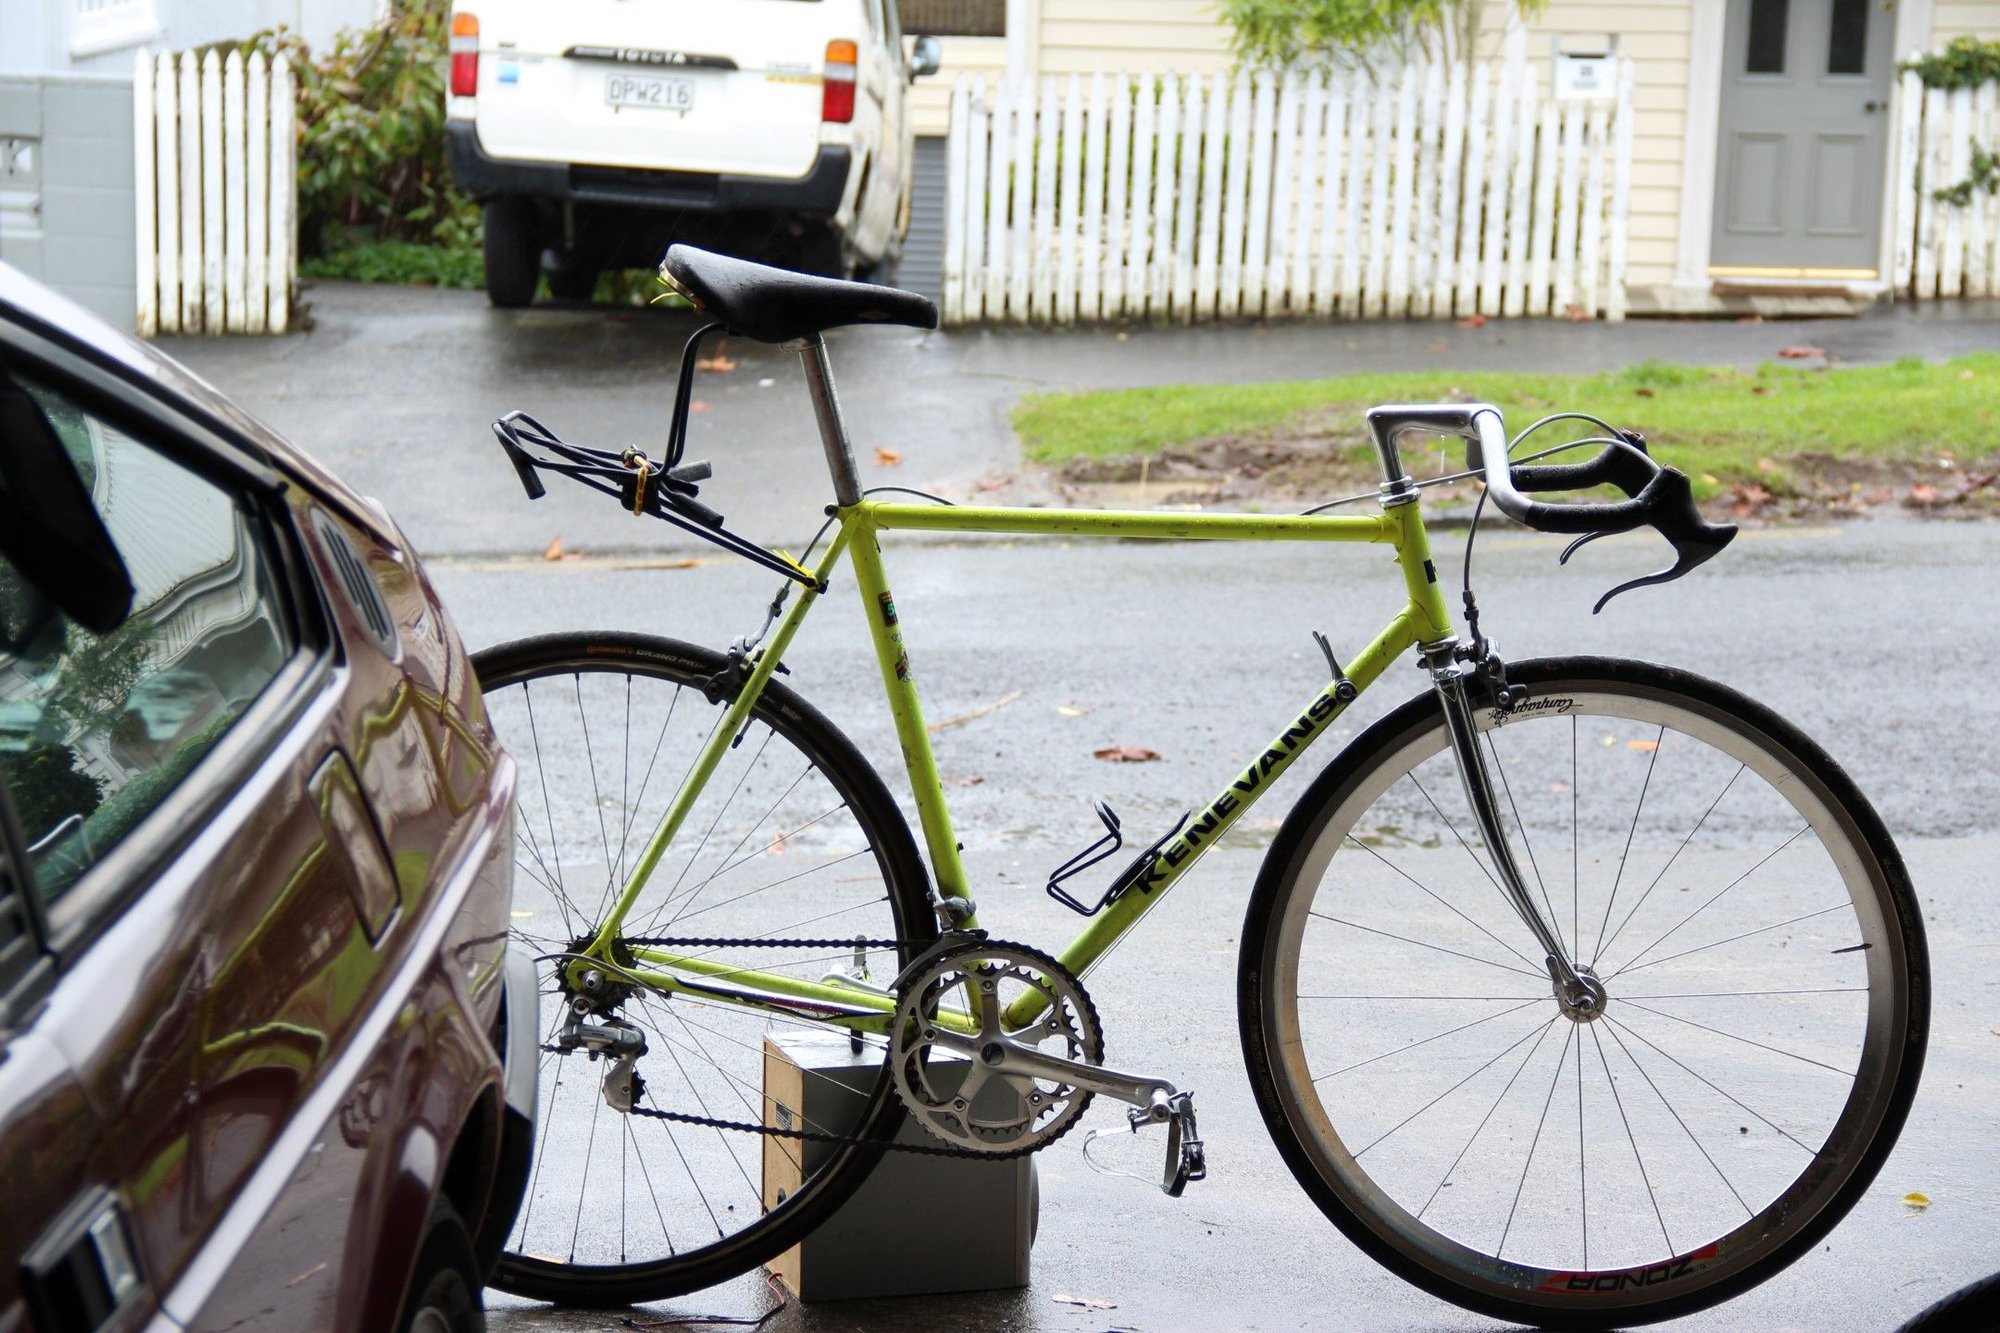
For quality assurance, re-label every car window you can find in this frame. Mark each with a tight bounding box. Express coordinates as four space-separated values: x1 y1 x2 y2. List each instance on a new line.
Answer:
0 371 294 906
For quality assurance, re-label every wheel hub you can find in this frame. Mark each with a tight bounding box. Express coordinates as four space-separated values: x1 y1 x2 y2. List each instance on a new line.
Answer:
1555 967 1610 1023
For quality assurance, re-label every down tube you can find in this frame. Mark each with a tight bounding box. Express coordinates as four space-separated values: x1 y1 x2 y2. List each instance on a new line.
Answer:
1049 610 1426 991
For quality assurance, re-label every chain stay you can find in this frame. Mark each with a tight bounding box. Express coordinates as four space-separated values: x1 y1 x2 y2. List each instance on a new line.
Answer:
580 932 1025 1159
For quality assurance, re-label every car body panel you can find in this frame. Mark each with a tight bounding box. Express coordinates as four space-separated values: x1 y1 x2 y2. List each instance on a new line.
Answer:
0 262 523 1333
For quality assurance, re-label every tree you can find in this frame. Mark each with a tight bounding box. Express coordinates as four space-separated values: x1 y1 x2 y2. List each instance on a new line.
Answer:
1220 0 1546 72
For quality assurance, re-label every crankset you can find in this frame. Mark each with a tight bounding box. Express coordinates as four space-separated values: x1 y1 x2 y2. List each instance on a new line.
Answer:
890 939 1206 1190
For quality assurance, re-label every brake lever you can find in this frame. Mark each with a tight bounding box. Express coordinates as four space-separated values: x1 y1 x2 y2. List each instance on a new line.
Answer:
1585 469 1737 613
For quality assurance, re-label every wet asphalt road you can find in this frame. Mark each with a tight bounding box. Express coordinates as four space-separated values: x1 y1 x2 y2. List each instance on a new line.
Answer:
158 283 2000 561
433 523 2000 1333
163 288 2000 1331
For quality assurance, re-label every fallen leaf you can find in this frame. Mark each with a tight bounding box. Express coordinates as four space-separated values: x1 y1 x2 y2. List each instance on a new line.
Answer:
1094 745 1161 763
1627 738 1659 752
1547 781 1568 794
1563 304 1592 321
768 833 788 856
1057 705 1085 717
1633 386 1656 397
1777 345 1825 359
689 399 712 412
1907 483 1941 507
1903 1192 1931 1210
942 774 986 787
1750 384 1773 396
974 475 1009 492
1053 1295 1117 1311
542 536 564 561
1457 312 1488 330
695 354 739 372
1425 341 1449 352
1755 457 1779 473
1960 368 1976 380
874 446 903 466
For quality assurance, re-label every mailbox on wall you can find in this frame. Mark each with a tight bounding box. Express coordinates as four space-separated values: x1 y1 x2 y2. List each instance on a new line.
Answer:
1553 35 1620 103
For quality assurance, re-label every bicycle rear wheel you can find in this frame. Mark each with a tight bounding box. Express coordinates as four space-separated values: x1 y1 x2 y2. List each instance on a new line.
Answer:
476 632 935 1306
1240 657 1926 1329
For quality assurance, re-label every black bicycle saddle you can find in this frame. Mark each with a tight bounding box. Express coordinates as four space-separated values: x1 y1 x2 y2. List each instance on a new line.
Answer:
660 244 939 344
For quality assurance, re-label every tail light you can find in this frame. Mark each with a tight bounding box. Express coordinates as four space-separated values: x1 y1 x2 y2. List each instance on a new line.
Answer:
822 39 857 123
450 12 480 97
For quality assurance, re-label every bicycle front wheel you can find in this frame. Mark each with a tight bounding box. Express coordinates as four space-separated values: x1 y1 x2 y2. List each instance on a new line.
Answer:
476 632 936 1306
1240 657 1926 1329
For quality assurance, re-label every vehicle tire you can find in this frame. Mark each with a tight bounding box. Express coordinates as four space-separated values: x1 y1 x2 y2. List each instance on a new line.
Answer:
482 198 541 308
474 632 936 1306
1898 1270 2000 1332
792 227 854 279
546 254 600 302
397 1197 484 1333
1239 657 1926 1330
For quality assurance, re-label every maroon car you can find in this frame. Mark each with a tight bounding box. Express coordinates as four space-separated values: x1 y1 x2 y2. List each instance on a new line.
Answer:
0 264 530 1333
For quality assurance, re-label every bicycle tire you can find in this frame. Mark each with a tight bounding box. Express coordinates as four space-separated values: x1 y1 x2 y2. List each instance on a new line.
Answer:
1239 657 1926 1329
475 632 936 1306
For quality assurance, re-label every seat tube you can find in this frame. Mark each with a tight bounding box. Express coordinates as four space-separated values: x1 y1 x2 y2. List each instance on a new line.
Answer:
799 334 863 507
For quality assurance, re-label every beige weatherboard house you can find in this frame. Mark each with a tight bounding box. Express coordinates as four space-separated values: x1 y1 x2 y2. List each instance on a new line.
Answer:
911 0 2000 316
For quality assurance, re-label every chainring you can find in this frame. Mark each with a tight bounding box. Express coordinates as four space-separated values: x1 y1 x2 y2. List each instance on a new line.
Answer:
890 939 1104 1155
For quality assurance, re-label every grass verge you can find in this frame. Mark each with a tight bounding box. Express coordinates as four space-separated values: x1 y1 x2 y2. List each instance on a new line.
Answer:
1012 355 2000 499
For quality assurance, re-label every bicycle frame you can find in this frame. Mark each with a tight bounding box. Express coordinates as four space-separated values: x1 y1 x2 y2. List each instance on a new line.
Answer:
575 491 1459 1036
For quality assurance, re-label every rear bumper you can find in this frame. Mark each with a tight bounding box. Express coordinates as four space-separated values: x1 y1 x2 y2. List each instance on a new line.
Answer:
446 122 850 217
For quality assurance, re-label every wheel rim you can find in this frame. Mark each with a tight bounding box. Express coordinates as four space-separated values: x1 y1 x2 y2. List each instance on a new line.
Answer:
1263 675 1915 1315
481 648 922 1294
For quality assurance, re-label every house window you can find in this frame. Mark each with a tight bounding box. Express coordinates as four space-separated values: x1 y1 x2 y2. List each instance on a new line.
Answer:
69 0 162 59
898 0 1005 38
1745 0 1788 75
1826 0 1869 75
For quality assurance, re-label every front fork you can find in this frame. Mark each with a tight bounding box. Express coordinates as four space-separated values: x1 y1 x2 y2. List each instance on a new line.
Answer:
1422 637 1598 1012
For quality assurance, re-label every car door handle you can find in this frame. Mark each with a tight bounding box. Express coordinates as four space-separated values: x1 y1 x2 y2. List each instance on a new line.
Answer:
1864 100 1885 113
21 1188 145 1332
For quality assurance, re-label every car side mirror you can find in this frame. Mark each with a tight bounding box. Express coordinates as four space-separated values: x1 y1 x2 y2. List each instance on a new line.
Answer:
0 370 133 642
909 35 942 80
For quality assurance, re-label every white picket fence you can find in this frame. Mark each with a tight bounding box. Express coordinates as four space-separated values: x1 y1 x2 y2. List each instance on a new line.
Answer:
1891 68 2000 300
134 48 296 336
941 59 1635 326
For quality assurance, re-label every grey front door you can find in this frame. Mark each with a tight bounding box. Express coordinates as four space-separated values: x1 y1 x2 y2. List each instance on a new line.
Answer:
1711 0 1896 273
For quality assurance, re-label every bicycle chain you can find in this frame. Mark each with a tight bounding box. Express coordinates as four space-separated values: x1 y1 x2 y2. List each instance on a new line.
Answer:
561 933 1039 1160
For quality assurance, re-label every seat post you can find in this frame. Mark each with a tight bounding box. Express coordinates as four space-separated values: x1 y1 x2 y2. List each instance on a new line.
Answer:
799 335 862 508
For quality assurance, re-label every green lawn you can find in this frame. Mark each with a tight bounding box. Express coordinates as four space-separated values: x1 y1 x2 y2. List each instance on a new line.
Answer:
1012 355 2000 495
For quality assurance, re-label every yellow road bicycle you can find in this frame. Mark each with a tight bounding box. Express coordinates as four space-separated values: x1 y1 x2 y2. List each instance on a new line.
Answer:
476 246 1926 1329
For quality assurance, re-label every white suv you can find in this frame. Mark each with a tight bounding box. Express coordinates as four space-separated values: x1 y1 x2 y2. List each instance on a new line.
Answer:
444 0 940 306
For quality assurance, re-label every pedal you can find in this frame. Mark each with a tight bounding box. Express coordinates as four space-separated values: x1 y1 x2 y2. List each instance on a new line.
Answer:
1131 1091 1206 1197
1087 1089 1206 1196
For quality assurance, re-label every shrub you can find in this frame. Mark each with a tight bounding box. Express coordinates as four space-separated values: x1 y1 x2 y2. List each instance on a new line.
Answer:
1902 37 2000 89
244 0 475 257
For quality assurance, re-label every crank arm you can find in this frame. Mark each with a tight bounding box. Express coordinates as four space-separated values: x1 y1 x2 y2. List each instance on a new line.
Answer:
927 1027 1177 1115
